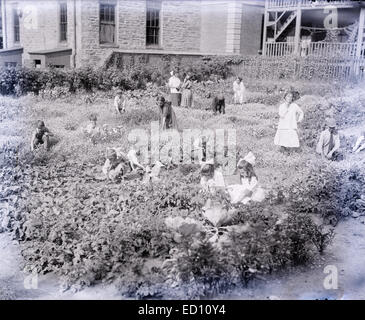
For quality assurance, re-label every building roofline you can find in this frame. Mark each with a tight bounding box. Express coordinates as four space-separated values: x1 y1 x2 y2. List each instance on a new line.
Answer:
111 48 242 56
28 48 72 55
0 47 23 54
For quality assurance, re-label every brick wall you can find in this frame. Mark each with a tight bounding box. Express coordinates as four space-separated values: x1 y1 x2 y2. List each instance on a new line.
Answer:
161 0 201 51
200 2 228 53
77 0 202 67
76 0 146 67
1 0 264 68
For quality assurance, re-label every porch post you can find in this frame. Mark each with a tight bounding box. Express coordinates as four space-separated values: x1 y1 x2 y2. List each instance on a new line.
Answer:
1 0 7 49
262 0 268 56
356 7 365 58
294 3 302 55
225 0 242 54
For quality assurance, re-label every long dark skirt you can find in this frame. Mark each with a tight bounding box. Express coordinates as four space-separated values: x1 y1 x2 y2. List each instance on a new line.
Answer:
170 93 181 107
181 89 193 108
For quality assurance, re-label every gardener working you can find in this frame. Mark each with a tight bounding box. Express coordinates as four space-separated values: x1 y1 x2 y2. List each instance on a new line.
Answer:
212 92 226 115
316 118 341 161
102 148 130 180
114 89 126 114
127 148 145 172
31 120 54 152
158 96 179 131
226 152 265 205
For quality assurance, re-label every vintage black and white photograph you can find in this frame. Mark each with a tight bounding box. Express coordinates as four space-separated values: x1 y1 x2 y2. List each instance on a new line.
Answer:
0 0 365 302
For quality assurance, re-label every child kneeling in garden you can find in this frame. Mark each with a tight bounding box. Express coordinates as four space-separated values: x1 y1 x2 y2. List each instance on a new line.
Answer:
102 148 130 180
226 152 265 205
31 120 54 152
200 159 225 194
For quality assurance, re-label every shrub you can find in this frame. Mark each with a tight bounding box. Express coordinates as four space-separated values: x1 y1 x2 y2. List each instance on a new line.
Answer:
286 165 365 226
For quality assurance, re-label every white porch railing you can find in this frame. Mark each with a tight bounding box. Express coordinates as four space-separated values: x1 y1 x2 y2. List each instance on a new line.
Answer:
265 42 296 56
264 42 362 57
267 0 352 9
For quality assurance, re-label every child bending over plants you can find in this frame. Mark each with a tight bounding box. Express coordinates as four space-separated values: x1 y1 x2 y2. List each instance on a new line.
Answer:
211 92 226 115
102 148 130 180
226 152 265 205
30 120 54 152
127 148 146 172
114 89 126 114
200 159 225 194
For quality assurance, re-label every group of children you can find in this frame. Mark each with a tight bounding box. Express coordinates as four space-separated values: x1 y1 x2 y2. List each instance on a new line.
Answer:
199 151 265 205
30 82 364 207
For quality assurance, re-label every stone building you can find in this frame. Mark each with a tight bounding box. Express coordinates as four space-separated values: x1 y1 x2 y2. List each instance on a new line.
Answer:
0 0 264 68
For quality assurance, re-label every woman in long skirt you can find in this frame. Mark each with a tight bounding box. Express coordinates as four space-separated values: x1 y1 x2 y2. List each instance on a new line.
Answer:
274 90 304 152
181 74 193 108
158 96 179 131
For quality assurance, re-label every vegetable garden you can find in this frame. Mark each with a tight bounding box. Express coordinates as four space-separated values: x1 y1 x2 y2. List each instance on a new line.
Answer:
1 66 365 299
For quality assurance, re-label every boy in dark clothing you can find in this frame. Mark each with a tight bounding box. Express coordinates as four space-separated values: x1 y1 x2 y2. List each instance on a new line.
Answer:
31 120 54 151
212 93 225 115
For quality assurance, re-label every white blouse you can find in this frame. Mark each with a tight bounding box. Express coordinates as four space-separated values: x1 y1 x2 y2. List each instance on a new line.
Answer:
277 102 304 130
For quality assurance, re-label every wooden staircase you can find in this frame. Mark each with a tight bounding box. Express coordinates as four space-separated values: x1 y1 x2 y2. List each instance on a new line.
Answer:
275 11 297 41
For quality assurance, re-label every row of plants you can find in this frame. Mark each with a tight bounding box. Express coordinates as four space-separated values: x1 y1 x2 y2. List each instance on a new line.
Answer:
0 142 337 299
2 54 354 98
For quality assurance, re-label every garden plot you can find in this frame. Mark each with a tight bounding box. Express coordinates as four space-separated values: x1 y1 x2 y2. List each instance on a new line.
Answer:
1 80 365 299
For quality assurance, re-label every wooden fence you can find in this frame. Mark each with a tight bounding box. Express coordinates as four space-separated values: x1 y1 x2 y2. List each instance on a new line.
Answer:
234 56 365 81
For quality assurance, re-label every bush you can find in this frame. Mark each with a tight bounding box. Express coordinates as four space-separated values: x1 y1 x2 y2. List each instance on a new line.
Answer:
285 164 365 226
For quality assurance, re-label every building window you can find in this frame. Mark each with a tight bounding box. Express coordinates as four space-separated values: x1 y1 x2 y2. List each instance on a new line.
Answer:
60 3 68 42
34 60 42 69
13 8 20 43
146 0 161 46
99 1 116 44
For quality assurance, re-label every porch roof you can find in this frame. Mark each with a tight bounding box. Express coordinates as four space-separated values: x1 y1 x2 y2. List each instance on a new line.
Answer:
28 48 72 55
0 47 23 54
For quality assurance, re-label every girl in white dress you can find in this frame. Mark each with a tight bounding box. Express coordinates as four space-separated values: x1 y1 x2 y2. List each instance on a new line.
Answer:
238 79 246 104
274 90 304 152
226 152 265 205
233 77 241 105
